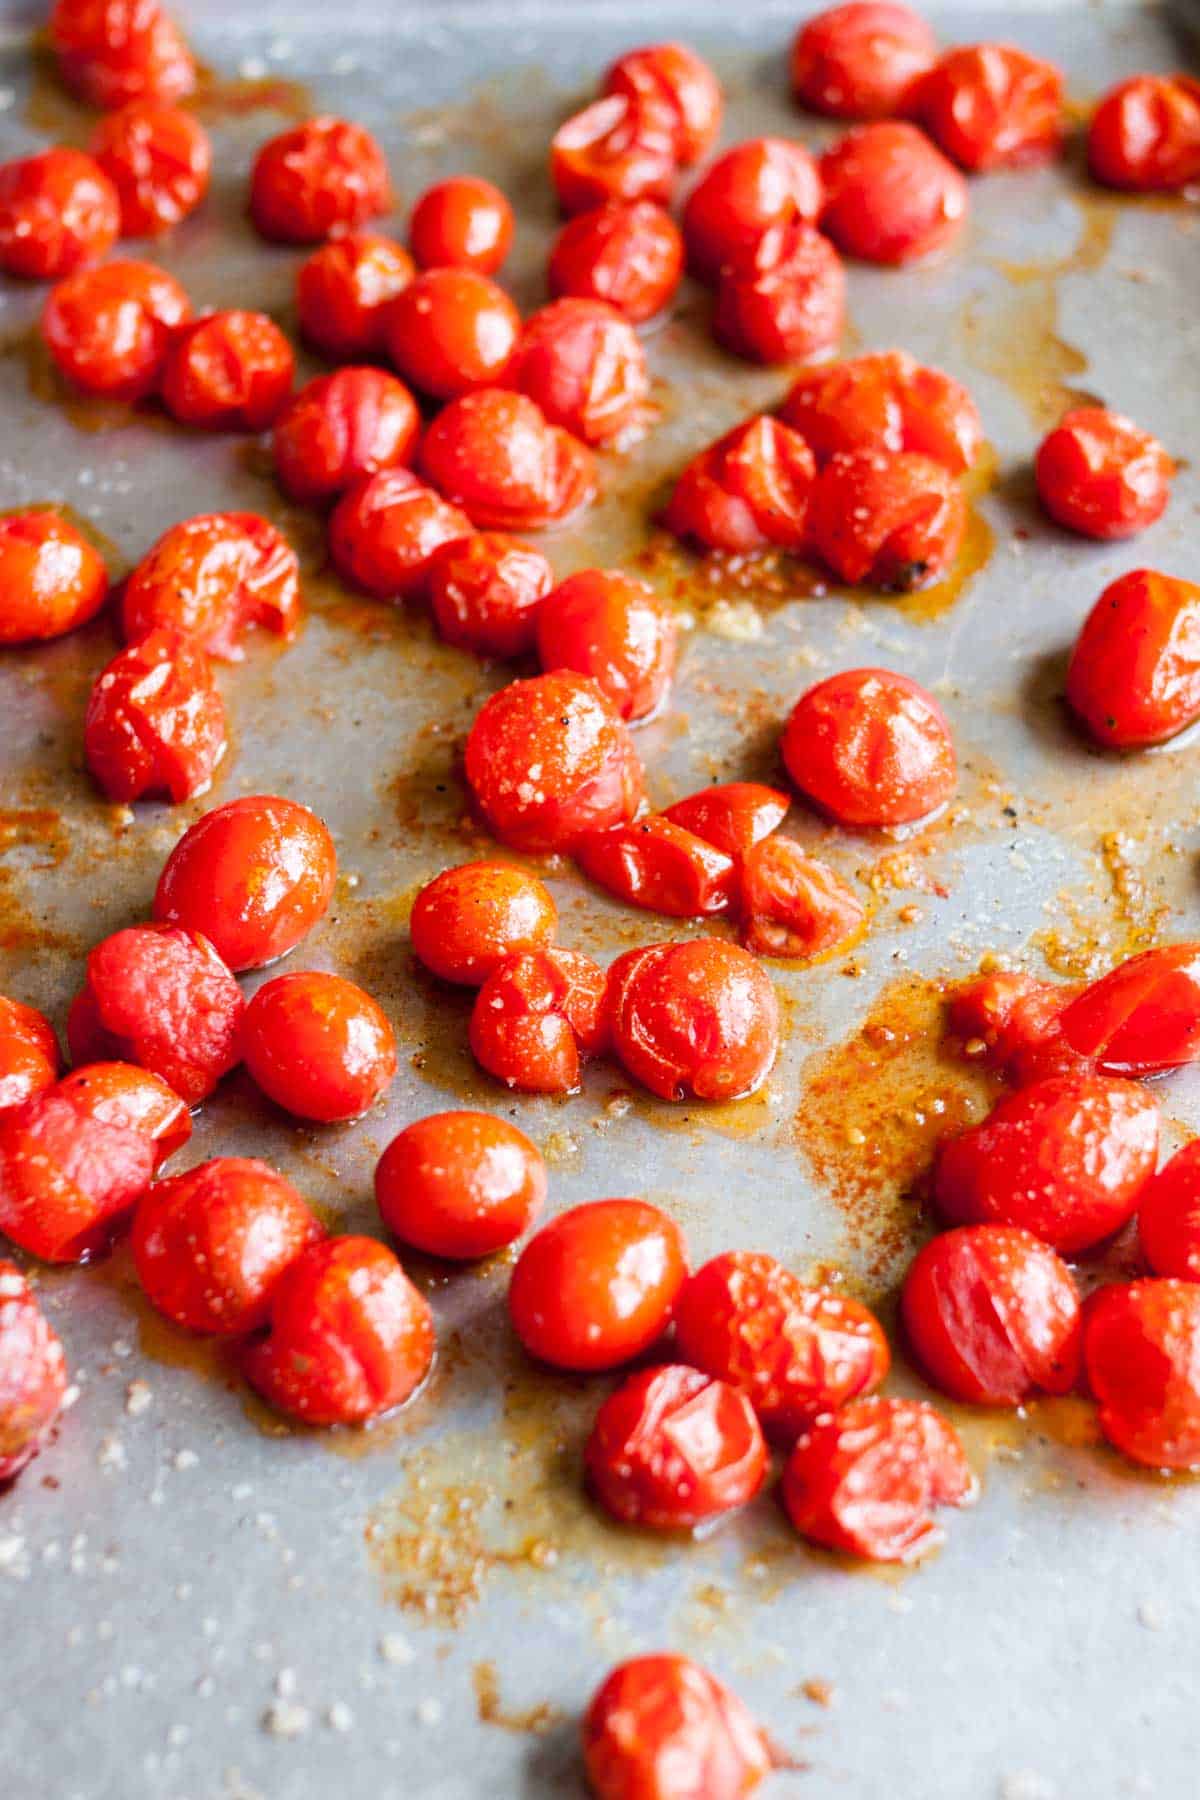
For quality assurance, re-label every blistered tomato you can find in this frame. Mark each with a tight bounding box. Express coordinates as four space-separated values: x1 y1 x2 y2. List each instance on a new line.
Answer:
427 533 553 659
916 44 1064 171
241 971 396 1123
57 1061 190 1163
420 388 596 531
249 116 390 243
548 200 683 323
0 1260 68 1484
781 348 983 473
606 938 780 1103
713 218 845 365
470 948 608 1094
790 2 938 119
90 101 211 236
1140 1143 1200 1282
42 257 190 400
409 861 557 986
51 0 196 109
84 626 226 804
512 298 648 447
329 467 470 601
781 667 957 828
121 511 299 660
1057 944 1200 1078
296 233 414 360
663 783 790 860
1088 75 1200 192
536 568 676 721
809 448 967 588
738 838 865 960
0 1081 155 1263
683 137 823 285
1035 407 1173 541
0 510 108 646
273 367 421 506
603 41 722 164
583 1655 770 1800
575 816 736 919
0 148 118 279
1084 1279 1200 1469
160 309 295 431
0 998 60 1114
550 94 677 217
386 268 521 401
409 175 514 275
375 1110 546 1260
663 415 817 554
1066 570 1200 748
820 121 968 264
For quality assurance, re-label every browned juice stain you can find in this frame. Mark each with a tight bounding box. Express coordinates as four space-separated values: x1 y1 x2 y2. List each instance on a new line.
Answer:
0 808 70 868
472 1661 564 1736
190 65 314 124
1035 824 1177 979
1 327 174 438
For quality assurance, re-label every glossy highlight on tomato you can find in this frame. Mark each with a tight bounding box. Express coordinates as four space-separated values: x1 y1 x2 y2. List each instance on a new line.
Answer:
1087 74 1200 192
249 115 390 243
42 257 191 400
0 148 118 279
548 199 683 323
1066 570 1200 749
427 532 553 659
808 448 967 589
90 101 211 236
683 137 823 285
57 1061 191 1165
273 367 421 506
51 0 196 110
781 348 983 474
606 938 781 1103
387 267 521 401
0 509 108 646
550 94 677 217
738 837 865 960
240 971 396 1123
781 667 957 828
328 467 470 601
916 43 1064 172
1057 944 1200 1077
161 309 295 431
663 415 816 554
420 388 596 531
713 218 845 365
583 1654 770 1800
603 41 722 165
575 816 736 919
375 1110 545 1261
470 948 608 1094
662 783 790 862
1035 407 1173 541
84 626 227 804
0 1259 68 1484
121 511 300 660
409 175 513 274
0 1080 156 1263
790 2 938 120
0 997 60 1114
819 121 968 265
410 861 557 987
512 298 649 447
536 568 676 721
296 233 415 360
1084 1279 1200 1469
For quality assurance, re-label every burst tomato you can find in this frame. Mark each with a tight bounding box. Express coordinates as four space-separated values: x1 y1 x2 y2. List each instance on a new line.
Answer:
84 626 226 804
575 816 737 918
0 999 60 1114
583 1655 770 1800
662 784 790 861
603 41 722 165
249 115 390 243
90 101 210 236
738 838 865 960
0 148 118 279
296 233 414 360
548 199 683 323
1057 944 1200 1077
328 467 471 601
427 532 553 659
410 861 557 987
682 137 823 285
1035 407 1173 541
781 348 983 473
409 175 513 275
0 1082 155 1263
1084 1279 1200 1469
947 969 1080 1085
511 298 648 446
51 0 196 109
536 568 676 721
160 309 294 431
819 121 968 264
0 509 108 646
42 257 190 400
550 94 677 216
272 367 421 506
375 1110 546 1260
790 2 938 120
713 218 845 364
386 268 520 401
470 948 608 1094
56 1061 190 1164
916 43 1064 171
662 415 816 554
1066 570 1200 748
606 938 780 1103
420 388 595 531
1087 74 1200 192
1139 1143 1200 1282
808 447 967 589
781 667 957 828
121 511 299 660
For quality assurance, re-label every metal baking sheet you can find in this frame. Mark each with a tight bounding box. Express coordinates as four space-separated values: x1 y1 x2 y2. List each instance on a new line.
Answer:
2 3 1200 1796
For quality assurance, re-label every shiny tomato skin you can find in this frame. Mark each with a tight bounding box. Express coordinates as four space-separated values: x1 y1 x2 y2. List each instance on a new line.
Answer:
0 999 60 1115
121 511 299 661
682 137 824 286
713 219 845 365
548 200 683 323
0 1084 155 1263
781 348 983 473
470 948 608 1095
409 175 513 275
427 532 553 659
809 447 966 589
1066 570 1200 749
1087 75 1200 192
509 1197 687 1372
512 298 648 447
55 1061 190 1164
160 309 294 431
410 861 557 987
738 838 865 960
249 116 390 244
663 415 816 554
583 1654 770 1800
84 626 226 805
273 367 420 506
1057 944 1200 1078
375 1110 545 1260
550 94 678 217
90 101 210 236
387 267 520 402
153 794 337 972
0 148 119 279
603 42 722 165
241 971 396 1123
663 784 790 861
296 233 414 360
328 467 471 601
421 387 596 531
1084 1278 1200 1469
790 2 938 120
42 257 190 400
575 816 737 919
51 0 196 109
241 1235 434 1426
1140 1143 1200 1282
0 510 109 646
819 121 968 265
0 1259 68 1484
586 1363 767 1530
781 667 957 828
536 569 676 722
606 938 780 1103
916 43 1064 172
947 970 1079 1081
1035 408 1172 541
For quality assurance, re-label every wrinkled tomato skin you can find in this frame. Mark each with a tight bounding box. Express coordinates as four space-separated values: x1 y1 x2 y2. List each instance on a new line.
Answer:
550 94 678 217
781 667 957 829
420 388 596 531
606 938 781 1104
0 998 60 1115
663 415 816 555
0 148 119 280
90 101 211 236
153 794 337 972
132 1157 323 1335
548 200 683 323
586 1364 767 1530
56 1061 190 1165
809 448 966 590
470 948 608 1094
790 2 938 120
0 1084 155 1263
575 816 737 919
663 784 790 862
512 298 649 447
161 309 295 431
410 862 557 987
916 44 1064 171
1066 570 1200 749
738 838 865 960
121 511 300 661
409 175 513 274
272 367 421 507
428 532 553 660
536 569 676 722
375 1110 546 1261
84 626 227 804
1057 944 1200 1078
947 970 1079 1082
820 122 968 265
249 115 390 244
604 42 723 165
0 509 109 646
51 0 196 110
508 1197 688 1372
781 348 983 474
241 971 396 1124
0 1260 68 1484
328 468 471 601
296 233 414 361
583 1654 770 1800
713 219 845 365
387 268 521 401
682 137 824 286
1084 1279 1200 1469
1087 75 1200 192
42 257 191 400
1139 1143 1200 1282
1036 408 1173 542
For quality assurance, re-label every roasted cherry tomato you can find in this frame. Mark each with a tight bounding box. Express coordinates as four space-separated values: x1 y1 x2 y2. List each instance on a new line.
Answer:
465 670 643 852
662 415 816 554
548 200 683 323
409 175 513 275
947 969 1080 1085
663 783 790 860
386 267 521 402
273 367 420 506
682 137 823 285
58 1061 189 1165
427 532 553 659
782 1396 977 1562
1057 944 1200 1078
241 1236 434 1426
241 970 396 1123
1066 570 1200 749
934 1072 1159 1253
42 257 190 400
160 309 295 431
583 1654 770 1800
916 43 1064 171
0 1080 155 1263
296 233 414 361
781 348 983 473
790 2 938 120
819 122 968 264
809 447 967 589
781 667 957 828
586 1363 767 1530
132 1157 323 1335
512 298 648 447
470 948 608 1094
713 218 845 364
51 0 196 109
420 388 596 531
1035 407 1173 541
84 626 226 804
536 568 676 721
0 509 108 646
575 816 736 919
603 41 722 165
0 998 60 1114
1088 74 1200 192
550 94 677 217
606 938 780 1103
90 101 211 236
1140 1143 1200 1282
409 861 558 987
1085 1279 1200 1469
249 116 390 244
121 511 300 660
375 1110 546 1260
0 1260 68 1484
153 794 337 972
738 838 865 960
329 467 470 601
0 148 118 279
509 1197 687 1371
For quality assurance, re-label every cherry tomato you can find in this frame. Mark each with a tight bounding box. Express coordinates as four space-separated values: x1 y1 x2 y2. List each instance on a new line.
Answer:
536 568 676 721
375 1110 545 1260
90 101 211 236
51 0 196 110
410 861 557 987
1088 74 1200 193
603 42 722 166
583 1654 770 1800
512 298 648 447
916 44 1064 171
810 447 966 589
947 970 1080 1085
0 148 118 280
1057 944 1200 1078
509 1197 687 1371
781 667 957 828
386 268 521 402
42 257 190 400
241 1236 434 1426
241 970 396 1123
296 233 414 361
683 137 824 286
329 467 471 601
782 1396 977 1562
427 532 553 659
576 816 736 918
409 175 513 275
0 998 60 1114
160 309 294 431
550 94 678 217
84 626 226 805
1139 1142 1200 1282
56 1061 190 1164
1035 407 1173 542
249 115 390 244
1085 1278 1200 1469
0 509 108 646
790 2 938 120
273 367 421 507
781 348 983 473
121 511 300 661
0 1260 68 1484
820 122 968 264
738 838 865 960
662 415 816 554
0 1082 155 1262
420 388 596 531
153 794 337 972
1066 569 1200 749
714 218 845 364
132 1157 323 1335
606 938 780 1103
664 784 790 860
470 948 608 1094
586 1364 767 1529
548 200 683 324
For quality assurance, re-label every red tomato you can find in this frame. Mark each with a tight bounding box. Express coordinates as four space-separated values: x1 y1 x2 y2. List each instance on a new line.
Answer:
375 1110 545 1260
0 998 60 1114
273 367 420 506
51 0 195 109
604 42 722 166
809 447 966 589
56 1061 190 1164
663 784 790 861
160 309 294 431
329 467 471 601
153 794 337 972
607 938 780 1103
84 626 226 804
674 1250 889 1438
1088 74 1200 192
738 838 865 960
241 1236 434 1426
410 861 557 987
0 148 118 280
714 218 845 364
1140 1142 1200 1282
662 415 816 554
0 509 108 646
1057 944 1200 1078
1035 407 1173 541
575 816 736 918
386 268 520 402
790 2 938 120
0 1260 68 1484
465 671 643 852
90 101 211 236
782 1396 977 1562
536 568 676 721
548 200 683 323
947 970 1080 1084
409 175 513 275
781 348 983 473
0 1082 155 1262
1084 1279 1200 1469
296 233 414 361
509 1197 687 1371
241 970 396 1123
121 511 299 661
586 1364 767 1529
512 298 648 447
550 94 678 217
132 1157 323 1335
42 257 190 400
916 44 1064 171
1066 570 1200 749
427 532 553 659
249 116 390 244
683 137 824 285
421 388 595 531
583 1654 770 1800
820 122 967 264
470 948 608 1094
781 667 957 828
